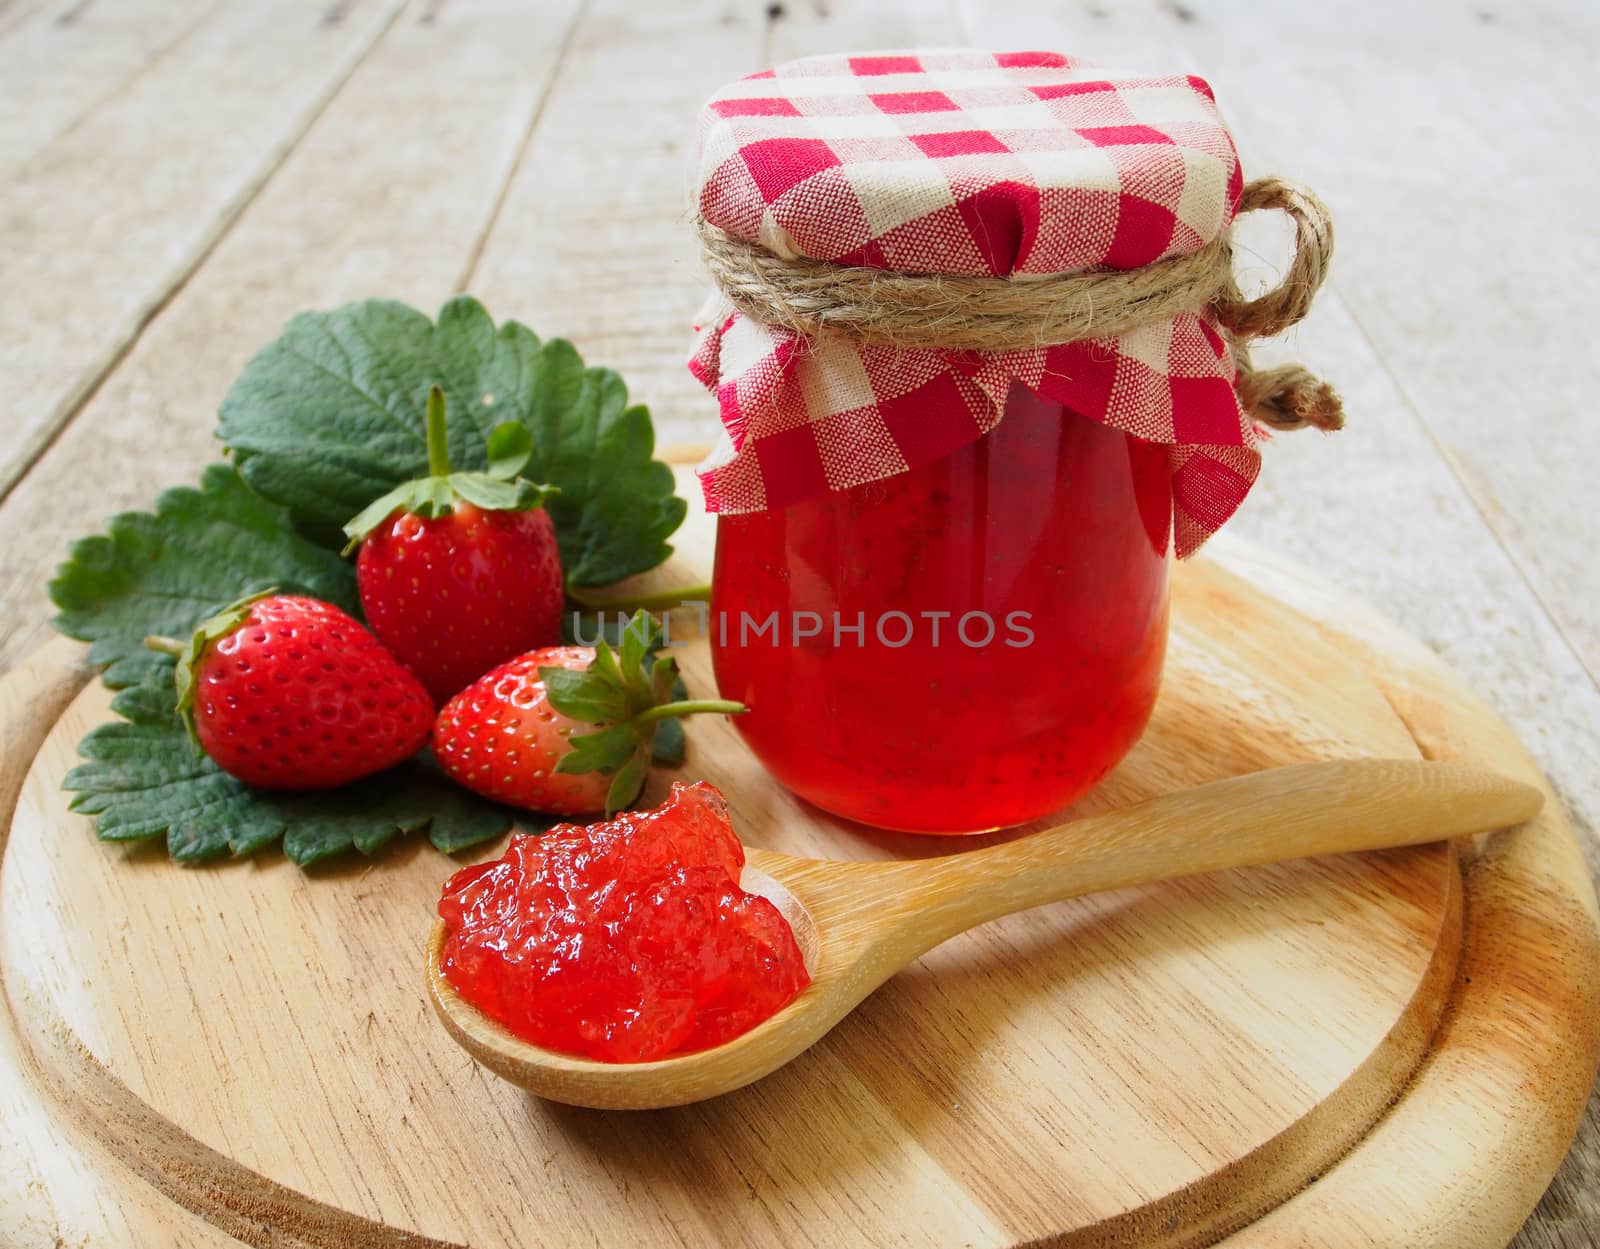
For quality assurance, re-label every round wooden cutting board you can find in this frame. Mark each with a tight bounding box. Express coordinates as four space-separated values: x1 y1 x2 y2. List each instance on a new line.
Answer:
2 473 1596 1249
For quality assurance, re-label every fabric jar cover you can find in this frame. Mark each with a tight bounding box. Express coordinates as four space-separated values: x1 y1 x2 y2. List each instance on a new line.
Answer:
687 49 1262 558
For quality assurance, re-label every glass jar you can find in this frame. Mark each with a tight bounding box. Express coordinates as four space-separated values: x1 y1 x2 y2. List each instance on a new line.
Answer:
710 385 1172 834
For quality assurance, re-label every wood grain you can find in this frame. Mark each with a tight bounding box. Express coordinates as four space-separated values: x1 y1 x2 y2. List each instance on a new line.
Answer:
0 0 411 498
468 0 772 444
1182 1 1600 691
0 485 1534 1249
0 0 585 673
0 0 220 176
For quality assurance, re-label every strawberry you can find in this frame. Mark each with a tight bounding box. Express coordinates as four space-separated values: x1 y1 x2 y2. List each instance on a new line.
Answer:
343 385 563 704
433 611 746 816
148 593 434 791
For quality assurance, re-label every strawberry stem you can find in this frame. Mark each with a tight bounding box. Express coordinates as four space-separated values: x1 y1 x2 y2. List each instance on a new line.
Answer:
425 384 450 477
567 583 711 612
632 698 746 726
143 634 185 657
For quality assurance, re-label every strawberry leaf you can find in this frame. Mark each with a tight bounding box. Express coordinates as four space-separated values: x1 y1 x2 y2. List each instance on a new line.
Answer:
619 619 649 686
485 421 533 479
604 748 650 815
558 724 639 776
64 667 516 865
443 473 550 513
540 610 744 814
50 465 357 690
218 295 686 587
540 666 629 724
561 612 689 765
590 637 626 688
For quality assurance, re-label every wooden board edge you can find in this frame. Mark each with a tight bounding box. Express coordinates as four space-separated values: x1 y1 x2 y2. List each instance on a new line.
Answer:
0 638 236 1247
1057 846 1464 1249
0 634 90 862
4 542 1597 1249
4 995 465 1249
1207 542 1600 1249
0 639 463 1247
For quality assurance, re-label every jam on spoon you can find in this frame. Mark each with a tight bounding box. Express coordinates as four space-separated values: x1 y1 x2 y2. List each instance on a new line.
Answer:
436 782 809 1063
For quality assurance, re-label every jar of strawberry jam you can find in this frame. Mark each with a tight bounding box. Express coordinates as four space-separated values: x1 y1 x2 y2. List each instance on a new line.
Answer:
688 51 1341 832
712 386 1170 832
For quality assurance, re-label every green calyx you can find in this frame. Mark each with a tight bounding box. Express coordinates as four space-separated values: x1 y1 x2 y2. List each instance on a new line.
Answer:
340 385 557 554
540 609 746 816
143 588 277 748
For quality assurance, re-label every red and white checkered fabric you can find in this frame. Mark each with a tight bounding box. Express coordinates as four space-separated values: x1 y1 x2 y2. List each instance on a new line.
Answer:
688 50 1257 557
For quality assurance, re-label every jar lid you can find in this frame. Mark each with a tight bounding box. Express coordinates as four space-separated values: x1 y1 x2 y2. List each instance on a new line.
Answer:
688 50 1262 557
695 49 1241 278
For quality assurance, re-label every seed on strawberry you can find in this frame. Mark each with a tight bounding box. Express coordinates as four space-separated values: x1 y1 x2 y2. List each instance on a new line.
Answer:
146 592 434 791
344 385 563 703
433 611 746 817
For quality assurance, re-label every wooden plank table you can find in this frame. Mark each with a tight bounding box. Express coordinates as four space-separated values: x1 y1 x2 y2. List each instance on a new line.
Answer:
1 1 1594 1245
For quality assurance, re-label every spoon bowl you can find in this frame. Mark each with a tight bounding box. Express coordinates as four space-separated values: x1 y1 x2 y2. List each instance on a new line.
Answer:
428 758 1543 1109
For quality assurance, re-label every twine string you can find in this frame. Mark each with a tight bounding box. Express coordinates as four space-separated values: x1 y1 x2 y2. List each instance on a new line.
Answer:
695 175 1343 433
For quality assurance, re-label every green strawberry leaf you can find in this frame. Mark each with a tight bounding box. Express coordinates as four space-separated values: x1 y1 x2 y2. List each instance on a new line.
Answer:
441 473 550 513
604 748 650 815
540 611 744 814
485 421 533 479
541 666 631 723
560 612 690 765
619 619 649 687
218 295 686 586
650 718 688 768
64 666 516 866
588 636 626 690
558 724 640 776
50 465 357 690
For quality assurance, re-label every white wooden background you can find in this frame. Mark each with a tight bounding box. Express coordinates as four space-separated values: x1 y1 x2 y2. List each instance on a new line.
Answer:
0 0 1595 1245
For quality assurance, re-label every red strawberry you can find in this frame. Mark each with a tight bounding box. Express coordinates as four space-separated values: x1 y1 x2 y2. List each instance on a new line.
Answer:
437 646 611 816
433 612 746 817
344 385 563 703
151 593 434 791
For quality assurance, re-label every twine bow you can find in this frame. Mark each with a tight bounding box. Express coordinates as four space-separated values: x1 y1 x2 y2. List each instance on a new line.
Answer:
695 176 1342 433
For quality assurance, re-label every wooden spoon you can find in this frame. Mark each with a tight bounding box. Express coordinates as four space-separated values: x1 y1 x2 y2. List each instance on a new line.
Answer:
427 757 1541 1110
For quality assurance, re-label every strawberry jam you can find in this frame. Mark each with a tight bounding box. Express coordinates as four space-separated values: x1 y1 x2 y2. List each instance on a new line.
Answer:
711 387 1172 833
436 782 809 1062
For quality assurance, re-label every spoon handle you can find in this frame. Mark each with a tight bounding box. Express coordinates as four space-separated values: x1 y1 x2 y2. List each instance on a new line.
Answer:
872 759 1542 948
